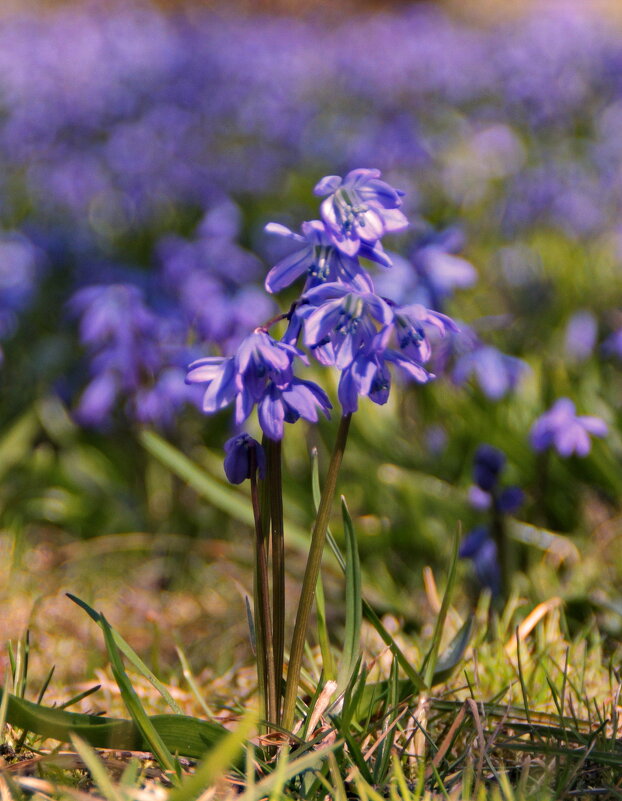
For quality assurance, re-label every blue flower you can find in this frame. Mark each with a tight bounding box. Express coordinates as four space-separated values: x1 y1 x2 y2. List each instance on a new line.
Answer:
563 311 597 363
258 377 332 440
469 444 523 514
473 444 506 492
186 329 331 440
264 220 390 294
314 169 408 256
298 283 394 369
391 302 458 363
223 433 266 484
70 283 197 427
411 228 477 309
337 328 433 414
496 486 524 514
530 398 607 457
459 526 501 598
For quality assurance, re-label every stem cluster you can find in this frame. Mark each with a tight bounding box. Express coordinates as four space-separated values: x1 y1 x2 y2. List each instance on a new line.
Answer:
248 415 352 734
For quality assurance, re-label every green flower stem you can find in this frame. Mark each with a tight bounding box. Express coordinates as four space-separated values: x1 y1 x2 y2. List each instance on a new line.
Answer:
281 413 352 732
250 457 277 729
266 438 285 725
491 495 509 603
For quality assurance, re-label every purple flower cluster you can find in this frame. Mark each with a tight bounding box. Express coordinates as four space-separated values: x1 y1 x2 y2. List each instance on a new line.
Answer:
70 284 198 427
0 233 42 364
188 169 457 443
187 329 331 441
460 445 523 598
0 3 620 430
68 200 273 427
469 445 523 513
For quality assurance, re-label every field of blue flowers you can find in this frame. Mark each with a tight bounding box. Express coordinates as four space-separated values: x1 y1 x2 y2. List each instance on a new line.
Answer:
2 1 622 797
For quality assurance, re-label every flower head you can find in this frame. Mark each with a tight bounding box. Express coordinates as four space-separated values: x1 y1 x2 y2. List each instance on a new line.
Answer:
337 328 433 414
296 282 394 369
563 311 597 363
391 302 458 363
603 327 622 360
314 168 408 256
530 398 607 457
264 220 390 294
186 329 331 440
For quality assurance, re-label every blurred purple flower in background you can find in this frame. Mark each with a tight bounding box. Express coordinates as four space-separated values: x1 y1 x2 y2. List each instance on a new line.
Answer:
0 233 42 356
459 526 501 598
603 327 622 360
530 397 607 457
564 310 597 362
446 325 528 400
470 444 524 513
411 228 477 311
70 283 196 426
473 444 506 492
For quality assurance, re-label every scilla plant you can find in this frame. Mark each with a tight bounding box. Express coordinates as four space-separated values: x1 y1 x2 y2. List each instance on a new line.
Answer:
186 168 458 733
0 170 465 786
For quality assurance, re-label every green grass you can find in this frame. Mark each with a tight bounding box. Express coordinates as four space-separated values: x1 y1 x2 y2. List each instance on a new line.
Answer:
3 520 622 800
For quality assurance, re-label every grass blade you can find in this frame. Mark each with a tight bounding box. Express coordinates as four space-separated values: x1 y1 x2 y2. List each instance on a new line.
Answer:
167 712 256 801
373 653 399 785
421 526 460 688
100 615 177 773
70 735 123 801
325 533 426 693
0 673 11 745
57 684 102 711
336 497 362 694
175 644 217 722
35 665 56 705
431 616 473 686
311 448 336 682
67 593 183 715
0 688 227 757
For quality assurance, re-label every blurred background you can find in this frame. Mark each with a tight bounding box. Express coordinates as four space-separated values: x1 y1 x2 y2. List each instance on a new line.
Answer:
1 0 622 685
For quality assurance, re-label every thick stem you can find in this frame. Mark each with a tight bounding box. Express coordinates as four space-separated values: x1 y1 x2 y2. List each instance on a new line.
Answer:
266 438 285 724
281 413 352 731
250 457 277 729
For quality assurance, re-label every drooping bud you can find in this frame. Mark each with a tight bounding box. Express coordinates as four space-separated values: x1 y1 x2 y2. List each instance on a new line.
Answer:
473 444 505 492
223 434 266 484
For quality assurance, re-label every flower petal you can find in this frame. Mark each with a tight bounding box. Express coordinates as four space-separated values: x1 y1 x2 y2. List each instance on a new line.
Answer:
186 357 226 384
258 392 284 440
314 175 343 196
202 359 237 413
264 222 305 242
265 246 311 293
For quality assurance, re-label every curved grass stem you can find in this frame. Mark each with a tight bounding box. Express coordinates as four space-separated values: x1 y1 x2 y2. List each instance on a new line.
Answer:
281 413 352 732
